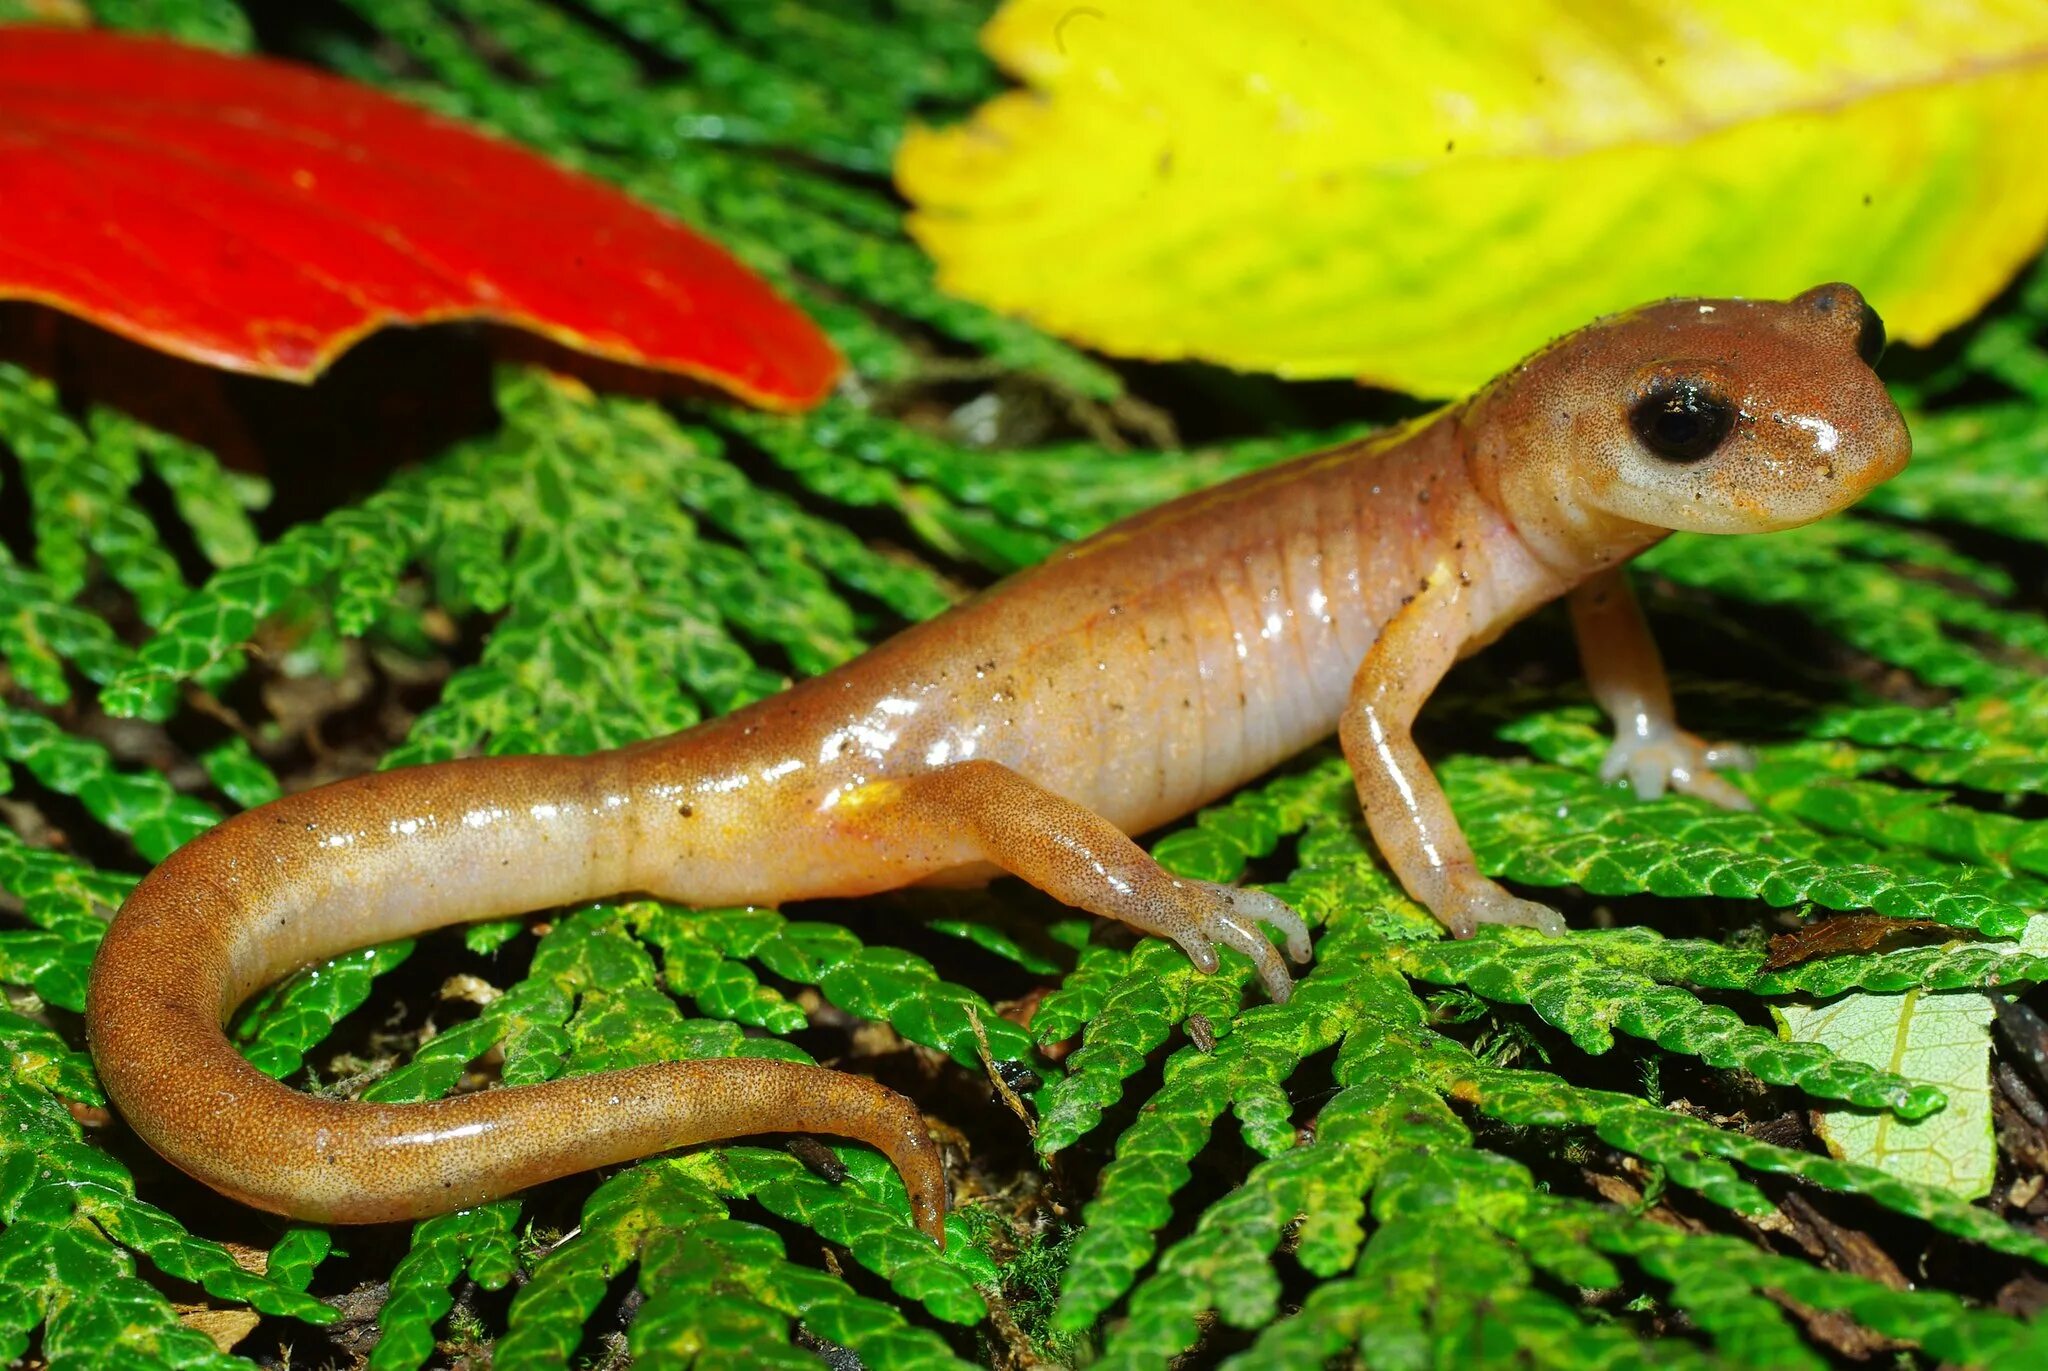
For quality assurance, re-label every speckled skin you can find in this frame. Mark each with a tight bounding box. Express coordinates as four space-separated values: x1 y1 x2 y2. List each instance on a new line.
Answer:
86 285 1909 1245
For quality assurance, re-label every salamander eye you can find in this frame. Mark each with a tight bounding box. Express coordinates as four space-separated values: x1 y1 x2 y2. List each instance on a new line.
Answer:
1629 381 1735 462
1855 302 1887 367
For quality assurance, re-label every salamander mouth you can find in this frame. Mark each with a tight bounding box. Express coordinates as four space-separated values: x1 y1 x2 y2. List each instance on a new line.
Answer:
1742 438 1911 532
1869 433 1911 485
1826 427 1912 512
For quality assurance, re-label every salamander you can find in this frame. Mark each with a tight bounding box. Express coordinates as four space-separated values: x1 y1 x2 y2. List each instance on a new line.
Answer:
85 283 1909 1245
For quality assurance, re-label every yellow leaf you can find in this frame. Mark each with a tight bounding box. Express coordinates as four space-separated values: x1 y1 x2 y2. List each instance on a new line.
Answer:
897 0 2048 395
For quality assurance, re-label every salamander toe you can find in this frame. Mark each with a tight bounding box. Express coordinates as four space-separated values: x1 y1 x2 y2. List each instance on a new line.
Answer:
1170 879 1310 1002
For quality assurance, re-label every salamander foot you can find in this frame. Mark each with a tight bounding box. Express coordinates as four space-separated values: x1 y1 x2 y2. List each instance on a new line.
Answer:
1602 728 1754 810
1165 879 1312 1003
1437 869 1569 940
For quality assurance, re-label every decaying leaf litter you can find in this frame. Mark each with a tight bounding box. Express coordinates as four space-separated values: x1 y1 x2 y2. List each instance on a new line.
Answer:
2 1 2048 1367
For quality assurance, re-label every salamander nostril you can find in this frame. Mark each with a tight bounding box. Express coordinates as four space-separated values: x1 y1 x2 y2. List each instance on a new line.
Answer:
1855 302 1887 367
1798 282 1852 315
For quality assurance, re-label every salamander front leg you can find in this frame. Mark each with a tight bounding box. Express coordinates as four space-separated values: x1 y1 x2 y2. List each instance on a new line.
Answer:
1567 568 1754 810
1339 565 1566 939
836 761 1311 1000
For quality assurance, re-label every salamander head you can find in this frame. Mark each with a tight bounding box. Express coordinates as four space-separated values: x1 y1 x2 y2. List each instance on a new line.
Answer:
1469 283 1910 571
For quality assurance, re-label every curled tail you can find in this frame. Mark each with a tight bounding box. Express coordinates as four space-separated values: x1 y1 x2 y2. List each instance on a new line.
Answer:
83 752 946 1242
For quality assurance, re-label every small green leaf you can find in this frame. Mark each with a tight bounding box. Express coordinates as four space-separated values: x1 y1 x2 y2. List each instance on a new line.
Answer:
371 1203 521 1371
234 940 418 1079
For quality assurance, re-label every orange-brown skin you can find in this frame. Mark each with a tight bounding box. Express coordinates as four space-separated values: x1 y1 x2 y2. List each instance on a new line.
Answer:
87 285 1909 1246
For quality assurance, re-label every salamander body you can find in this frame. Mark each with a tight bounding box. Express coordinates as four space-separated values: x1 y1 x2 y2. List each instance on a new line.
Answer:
86 284 1909 1243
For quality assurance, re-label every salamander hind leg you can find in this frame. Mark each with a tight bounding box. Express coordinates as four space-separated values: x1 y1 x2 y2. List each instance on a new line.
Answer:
839 761 1311 1001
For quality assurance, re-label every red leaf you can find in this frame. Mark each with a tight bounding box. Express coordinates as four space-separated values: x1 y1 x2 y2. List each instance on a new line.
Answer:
0 27 840 408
